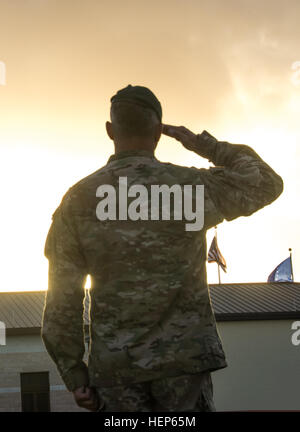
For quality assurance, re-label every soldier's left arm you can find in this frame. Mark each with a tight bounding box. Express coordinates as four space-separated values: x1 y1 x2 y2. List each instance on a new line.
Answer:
41 193 89 392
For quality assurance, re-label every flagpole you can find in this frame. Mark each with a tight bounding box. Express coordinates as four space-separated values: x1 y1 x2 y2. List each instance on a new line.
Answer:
289 248 294 282
218 263 221 284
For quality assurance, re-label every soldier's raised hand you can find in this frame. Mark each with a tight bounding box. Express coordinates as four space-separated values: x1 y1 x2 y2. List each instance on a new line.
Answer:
162 124 198 152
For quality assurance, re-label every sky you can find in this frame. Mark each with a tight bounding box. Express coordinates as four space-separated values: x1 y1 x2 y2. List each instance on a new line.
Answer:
0 0 299 292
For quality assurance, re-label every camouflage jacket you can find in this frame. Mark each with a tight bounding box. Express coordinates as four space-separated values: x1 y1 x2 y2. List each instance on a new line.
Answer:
41 130 283 391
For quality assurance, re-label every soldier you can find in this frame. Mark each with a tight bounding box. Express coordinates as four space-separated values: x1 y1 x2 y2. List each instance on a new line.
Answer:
42 85 283 412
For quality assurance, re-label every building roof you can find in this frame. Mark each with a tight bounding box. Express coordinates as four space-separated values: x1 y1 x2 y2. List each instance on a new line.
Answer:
0 291 90 333
0 282 300 333
210 282 300 321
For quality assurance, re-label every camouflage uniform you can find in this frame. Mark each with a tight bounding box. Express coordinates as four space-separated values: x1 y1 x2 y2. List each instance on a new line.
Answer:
96 370 215 411
42 130 283 411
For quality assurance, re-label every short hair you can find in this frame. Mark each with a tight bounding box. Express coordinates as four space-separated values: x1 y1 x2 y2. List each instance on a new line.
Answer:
110 101 160 139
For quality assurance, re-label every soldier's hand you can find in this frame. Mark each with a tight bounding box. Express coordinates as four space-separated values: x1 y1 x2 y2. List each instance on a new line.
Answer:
162 124 198 152
73 385 103 411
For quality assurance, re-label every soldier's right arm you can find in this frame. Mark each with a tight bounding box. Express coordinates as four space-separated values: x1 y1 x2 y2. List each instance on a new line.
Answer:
163 125 283 228
190 130 284 229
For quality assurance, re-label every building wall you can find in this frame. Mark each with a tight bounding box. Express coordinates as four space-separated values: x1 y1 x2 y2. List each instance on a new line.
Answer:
212 319 300 411
0 335 86 412
1 320 300 412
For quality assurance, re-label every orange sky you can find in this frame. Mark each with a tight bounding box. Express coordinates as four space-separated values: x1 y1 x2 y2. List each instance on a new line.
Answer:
0 0 299 291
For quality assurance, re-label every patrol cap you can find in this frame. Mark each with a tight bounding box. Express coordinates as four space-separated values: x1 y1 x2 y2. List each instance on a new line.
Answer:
110 85 162 122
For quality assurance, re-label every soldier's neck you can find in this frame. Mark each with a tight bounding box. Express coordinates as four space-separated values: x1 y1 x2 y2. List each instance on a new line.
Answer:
114 138 155 155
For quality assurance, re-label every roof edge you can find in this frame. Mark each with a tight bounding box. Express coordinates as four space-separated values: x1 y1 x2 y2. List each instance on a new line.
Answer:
6 325 90 336
216 311 300 321
210 282 300 287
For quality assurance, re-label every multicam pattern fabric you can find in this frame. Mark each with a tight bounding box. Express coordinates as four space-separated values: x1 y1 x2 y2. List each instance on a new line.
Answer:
96 371 215 412
42 130 283 391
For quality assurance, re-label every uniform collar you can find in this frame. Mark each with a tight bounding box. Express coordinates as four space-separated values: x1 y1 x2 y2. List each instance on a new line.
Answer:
107 149 156 163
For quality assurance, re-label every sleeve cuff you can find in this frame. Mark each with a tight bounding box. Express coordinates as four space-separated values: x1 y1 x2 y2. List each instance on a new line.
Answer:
196 130 218 161
61 363 89 392
196 131 246 167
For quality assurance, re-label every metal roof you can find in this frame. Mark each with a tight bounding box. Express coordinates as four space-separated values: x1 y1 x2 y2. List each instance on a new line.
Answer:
0 291 46 329
0 291 90 331
210 282 300 314
209 282 300 321
0 282 299 331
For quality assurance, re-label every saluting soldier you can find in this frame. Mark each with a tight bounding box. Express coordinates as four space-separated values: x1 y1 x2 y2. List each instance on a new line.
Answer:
42 85 283 411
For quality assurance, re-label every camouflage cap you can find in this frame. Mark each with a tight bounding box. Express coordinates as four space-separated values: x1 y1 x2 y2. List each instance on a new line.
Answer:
110 84 162 122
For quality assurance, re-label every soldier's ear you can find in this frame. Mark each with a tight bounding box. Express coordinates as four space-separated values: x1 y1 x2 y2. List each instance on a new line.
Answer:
106 121 114 140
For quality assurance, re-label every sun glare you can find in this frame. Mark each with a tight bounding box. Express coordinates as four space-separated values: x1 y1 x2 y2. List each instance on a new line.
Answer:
0 122 297 292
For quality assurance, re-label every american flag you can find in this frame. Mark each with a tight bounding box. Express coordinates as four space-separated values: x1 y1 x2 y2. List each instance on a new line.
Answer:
207 235 227 273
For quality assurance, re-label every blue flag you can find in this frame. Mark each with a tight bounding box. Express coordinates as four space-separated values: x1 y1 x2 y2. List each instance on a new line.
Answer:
267 257 293 282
